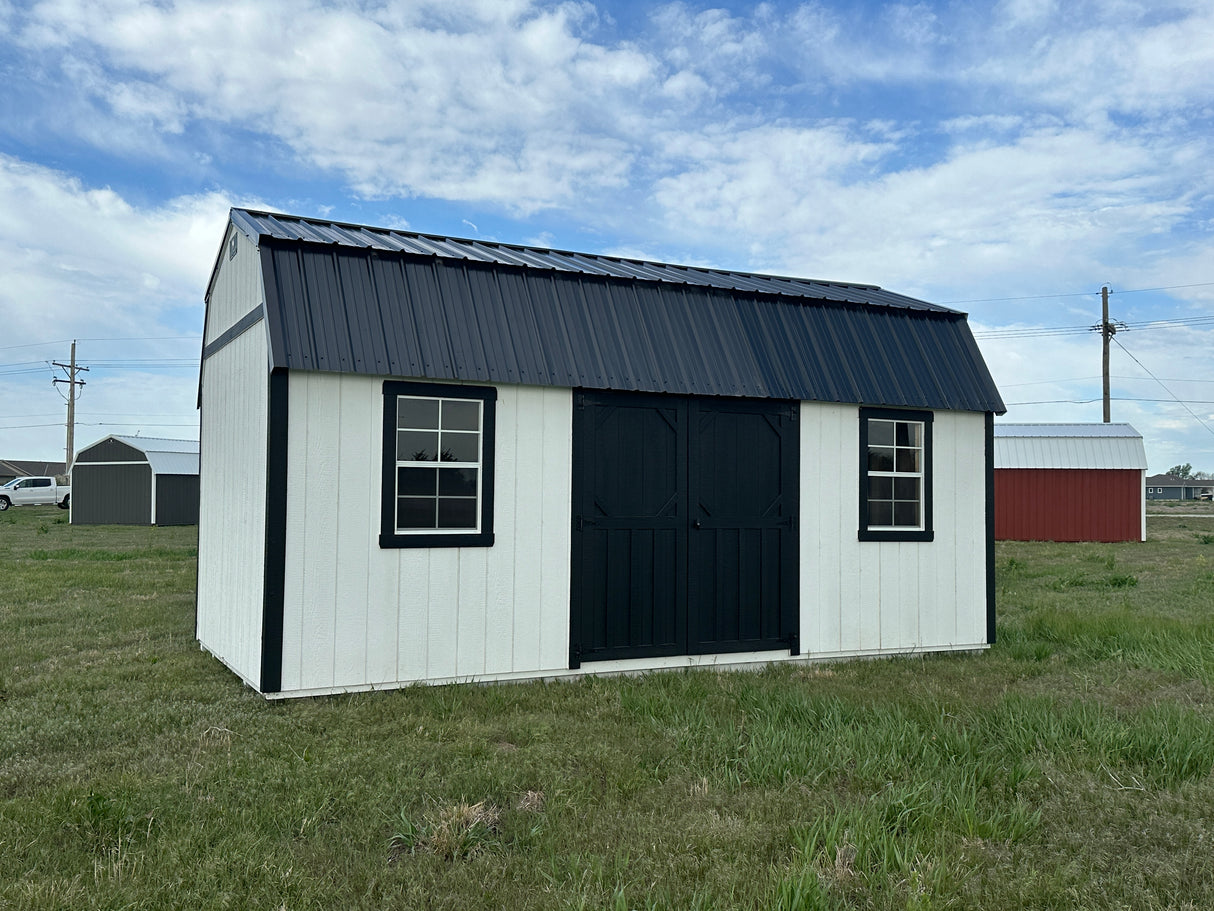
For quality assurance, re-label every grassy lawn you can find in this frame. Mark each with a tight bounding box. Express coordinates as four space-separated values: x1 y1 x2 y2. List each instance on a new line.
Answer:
2 505 1213 910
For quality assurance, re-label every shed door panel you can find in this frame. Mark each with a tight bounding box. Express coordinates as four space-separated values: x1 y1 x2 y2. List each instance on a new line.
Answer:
688 400 798 653
574 394 687 659
572 392 798 665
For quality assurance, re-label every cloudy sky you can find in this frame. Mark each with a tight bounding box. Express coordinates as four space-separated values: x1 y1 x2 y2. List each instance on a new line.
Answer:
2 0 1212 474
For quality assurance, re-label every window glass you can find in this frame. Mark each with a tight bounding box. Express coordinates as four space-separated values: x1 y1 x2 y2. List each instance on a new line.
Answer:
398 430 438 462
441 400 480 431
869 420 894 446
398 497 437 528
437 498 477 529
868 446 895 472
894 500 920 527
394 394 482 533
438 468 477 497
398 398 439 429
398 467 437 497
863 413 928 535
441 431 479 463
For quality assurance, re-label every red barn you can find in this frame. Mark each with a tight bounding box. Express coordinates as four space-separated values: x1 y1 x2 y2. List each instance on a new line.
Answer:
994 423 1146 542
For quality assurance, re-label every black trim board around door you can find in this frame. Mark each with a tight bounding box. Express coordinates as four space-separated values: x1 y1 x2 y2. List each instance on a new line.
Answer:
570 391 799 666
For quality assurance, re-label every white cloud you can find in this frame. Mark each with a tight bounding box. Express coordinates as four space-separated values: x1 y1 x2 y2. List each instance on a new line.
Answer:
648 119 1209 299
15 0 662 212
0 156 233 457
0 155 230 334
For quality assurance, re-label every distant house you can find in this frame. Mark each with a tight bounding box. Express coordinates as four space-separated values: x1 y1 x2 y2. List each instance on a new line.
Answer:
994 423 1146 542
196 208 1006 698
1145 475 1213 500
71 436 200 526
0 459 66 484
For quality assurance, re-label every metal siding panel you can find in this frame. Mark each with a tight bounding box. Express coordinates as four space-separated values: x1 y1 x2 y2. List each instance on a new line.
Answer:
236 208 958 314
520 272 582 387
409 259 460 378
144 451 199 475
154 475 200 525
369 255 426 378
73 463 152 525
995 428 1148 470
299 247 352 373
339 253 392 375
76 437 144 463
259 238 1005 413
267 247 313 371
995 469 1143 542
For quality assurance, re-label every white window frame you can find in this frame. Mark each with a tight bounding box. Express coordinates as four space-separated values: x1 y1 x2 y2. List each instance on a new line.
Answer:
380 381 496 549
859 408 933 542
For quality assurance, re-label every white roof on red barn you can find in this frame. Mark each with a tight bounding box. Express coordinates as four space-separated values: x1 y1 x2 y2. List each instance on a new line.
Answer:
994 423 1147 470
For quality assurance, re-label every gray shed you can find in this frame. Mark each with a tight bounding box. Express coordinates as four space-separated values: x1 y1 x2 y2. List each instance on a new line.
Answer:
72 435 200 526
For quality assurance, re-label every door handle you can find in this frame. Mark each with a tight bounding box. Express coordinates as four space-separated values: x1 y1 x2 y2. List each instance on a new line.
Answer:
693 520 702 529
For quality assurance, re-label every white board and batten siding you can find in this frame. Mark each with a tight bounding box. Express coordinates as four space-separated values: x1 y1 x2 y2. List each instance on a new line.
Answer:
266 377 988 697
278 373 573 695
196 228 270 689
799 405 988 659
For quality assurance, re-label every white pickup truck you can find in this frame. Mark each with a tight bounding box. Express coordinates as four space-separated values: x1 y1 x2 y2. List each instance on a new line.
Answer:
0 476 71 510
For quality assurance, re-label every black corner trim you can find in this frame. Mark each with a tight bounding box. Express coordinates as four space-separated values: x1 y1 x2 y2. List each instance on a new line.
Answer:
857 407 934 543
379 380 497 549
259 243 288 370
985 411 997 645
260 368 289 694
202 306 264 361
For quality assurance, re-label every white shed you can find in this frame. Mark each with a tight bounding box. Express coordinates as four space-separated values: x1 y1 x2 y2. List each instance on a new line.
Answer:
196 209 1006 698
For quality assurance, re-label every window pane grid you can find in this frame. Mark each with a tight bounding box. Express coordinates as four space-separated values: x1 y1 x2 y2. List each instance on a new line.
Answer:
395 396 483 533
866 418 924 531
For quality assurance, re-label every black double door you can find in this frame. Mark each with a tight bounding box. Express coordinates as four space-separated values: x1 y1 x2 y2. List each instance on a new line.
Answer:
570 391 799 665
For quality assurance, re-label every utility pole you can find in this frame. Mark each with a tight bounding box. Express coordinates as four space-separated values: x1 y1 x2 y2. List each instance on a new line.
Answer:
52 340 88 475
1101 286 1113 423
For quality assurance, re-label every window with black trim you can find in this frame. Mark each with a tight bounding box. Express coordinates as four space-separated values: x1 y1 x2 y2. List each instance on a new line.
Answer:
858 408 933 542
380 381 496 548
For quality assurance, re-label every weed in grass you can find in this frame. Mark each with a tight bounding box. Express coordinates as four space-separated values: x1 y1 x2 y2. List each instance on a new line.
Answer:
389 800 502 861
1195 533 1214 545
771 867 834 910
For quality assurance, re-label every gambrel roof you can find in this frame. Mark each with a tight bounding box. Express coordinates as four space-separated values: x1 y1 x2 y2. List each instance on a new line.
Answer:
210 208 1005 413
994 423 1146 470
77 435 200 475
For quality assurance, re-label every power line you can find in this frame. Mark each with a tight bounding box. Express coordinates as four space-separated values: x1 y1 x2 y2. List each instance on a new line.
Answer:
1007 397 1214 405
942 280 1214 305
974 313 1214 340
1111 337 1214 438
1002 375 1214 388
0 421 199 430
0 335 199 352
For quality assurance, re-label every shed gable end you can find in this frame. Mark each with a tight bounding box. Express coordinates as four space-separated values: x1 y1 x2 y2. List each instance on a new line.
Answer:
77 437 145 463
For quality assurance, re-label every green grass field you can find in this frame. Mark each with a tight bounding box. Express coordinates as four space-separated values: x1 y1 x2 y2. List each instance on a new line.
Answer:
2 504 1212 909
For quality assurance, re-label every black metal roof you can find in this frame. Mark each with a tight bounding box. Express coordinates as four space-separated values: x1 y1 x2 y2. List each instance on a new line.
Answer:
226 208 1005 413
